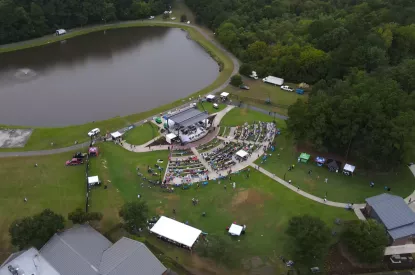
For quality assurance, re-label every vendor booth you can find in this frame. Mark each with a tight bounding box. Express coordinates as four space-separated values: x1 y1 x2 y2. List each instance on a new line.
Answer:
228 224 243 236
299 153 311 163
327 159 339 172
220 92 229 100
343 163 355 176
150 216 202 249
206 95 215 102
110 131 122 140
236 150 248 159
166 133 177 144
88 147 99 157
87 176 100 186
315 156 326 167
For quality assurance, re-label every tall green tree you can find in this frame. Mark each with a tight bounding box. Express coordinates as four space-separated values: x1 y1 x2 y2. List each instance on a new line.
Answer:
286 215 331 264
341 220 389 263
119 201 149 234
9 209 65 249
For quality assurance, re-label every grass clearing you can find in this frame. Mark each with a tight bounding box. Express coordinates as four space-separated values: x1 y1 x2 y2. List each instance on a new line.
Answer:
0 152 85 260
197 101 226 114
256 123 415 203
95 143 356 272
124 123 159 145
220 106 276 126
0 21 234 152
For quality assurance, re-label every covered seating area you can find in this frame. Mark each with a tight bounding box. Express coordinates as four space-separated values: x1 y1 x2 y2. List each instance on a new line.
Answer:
343 163 356 176
298 153 310 163
150 216 202 249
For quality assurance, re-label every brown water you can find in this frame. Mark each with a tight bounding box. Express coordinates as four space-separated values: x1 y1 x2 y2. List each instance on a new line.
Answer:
0 27 219 126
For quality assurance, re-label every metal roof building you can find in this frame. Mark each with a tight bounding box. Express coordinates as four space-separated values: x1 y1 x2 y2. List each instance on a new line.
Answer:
166 107 208 128
1 224 168 275
365 193 415 242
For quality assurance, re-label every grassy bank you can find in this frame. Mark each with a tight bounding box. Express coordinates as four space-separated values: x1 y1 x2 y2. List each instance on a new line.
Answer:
0 21 234 152
124 123 159 145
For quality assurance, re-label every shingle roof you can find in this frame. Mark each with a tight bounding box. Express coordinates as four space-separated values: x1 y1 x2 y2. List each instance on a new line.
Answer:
40 224 112 275
366 193 415 230
100 237 166 275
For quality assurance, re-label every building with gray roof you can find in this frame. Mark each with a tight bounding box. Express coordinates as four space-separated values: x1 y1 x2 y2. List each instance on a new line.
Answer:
365 193 415 245
1 224 168 275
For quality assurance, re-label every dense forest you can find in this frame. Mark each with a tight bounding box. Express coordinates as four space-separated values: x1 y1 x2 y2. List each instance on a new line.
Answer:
0 0 171 44
185 0 415 168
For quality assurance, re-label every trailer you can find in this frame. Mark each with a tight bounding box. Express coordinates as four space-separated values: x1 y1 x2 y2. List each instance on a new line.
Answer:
262 76 284 86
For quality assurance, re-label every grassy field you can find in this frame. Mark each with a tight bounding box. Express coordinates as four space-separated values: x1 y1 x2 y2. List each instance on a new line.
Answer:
93 143 355 273
197 101 226 114
0 152 85 260
220 107 276 126
223 78 307 116
255 124 415 203
0 21 234 152
124 123 159 145
155 0 196 23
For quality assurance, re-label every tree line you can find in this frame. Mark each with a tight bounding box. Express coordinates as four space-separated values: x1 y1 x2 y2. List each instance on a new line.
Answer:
185 0 415 168
0 0 171 44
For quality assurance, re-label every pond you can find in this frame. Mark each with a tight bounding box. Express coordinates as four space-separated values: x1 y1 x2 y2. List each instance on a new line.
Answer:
0 27 219 126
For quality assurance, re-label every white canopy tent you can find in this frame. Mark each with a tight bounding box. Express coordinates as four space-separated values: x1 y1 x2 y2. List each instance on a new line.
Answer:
343 163 356 175
111 131 122 139
220 92 229 97
88 176 99 186
206 95 215 101
236 149 248 158
150 216 202 248
166 133 177 144
228 224 243 236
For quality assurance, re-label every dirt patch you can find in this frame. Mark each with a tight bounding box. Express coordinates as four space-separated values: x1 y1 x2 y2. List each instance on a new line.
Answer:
155 207 165 215
188 253 237 275
232 189 267 208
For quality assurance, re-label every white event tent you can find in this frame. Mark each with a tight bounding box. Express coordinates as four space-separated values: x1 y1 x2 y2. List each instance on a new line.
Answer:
110 131 122 139
88 176 99 186
343 163 356 175
236 149 248 158
228 224 243 236
150 216 202 248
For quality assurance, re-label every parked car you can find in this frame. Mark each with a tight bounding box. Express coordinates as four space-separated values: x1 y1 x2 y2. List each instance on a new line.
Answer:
87 128 100 137
280 85 293 92
65 158 84 166
213 103 219 109
73 152 87 159
149 16 155 20
240 84 250 90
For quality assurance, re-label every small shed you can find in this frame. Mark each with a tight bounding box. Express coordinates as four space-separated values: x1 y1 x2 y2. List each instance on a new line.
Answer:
56 29 66 36
88 176 100 186
228 224 243 236
343 163 355 175
166 133 177 144
236 150 248 158
299 153 310 163
206 95 215 102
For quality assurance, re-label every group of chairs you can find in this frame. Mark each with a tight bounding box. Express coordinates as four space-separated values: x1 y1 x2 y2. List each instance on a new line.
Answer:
201 142 244 171
165 156 208 184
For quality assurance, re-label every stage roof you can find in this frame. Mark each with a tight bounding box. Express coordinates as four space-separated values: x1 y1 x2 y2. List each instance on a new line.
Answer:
166 107 209 128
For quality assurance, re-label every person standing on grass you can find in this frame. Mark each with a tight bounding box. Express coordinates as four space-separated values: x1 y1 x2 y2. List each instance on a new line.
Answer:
324 178 328 183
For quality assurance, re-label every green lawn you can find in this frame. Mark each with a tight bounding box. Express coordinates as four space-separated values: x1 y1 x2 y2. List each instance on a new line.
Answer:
0 21 234 152
0 152 85 260
223 79 307 116
256 128 415 203
220 106 276 126
197 101 226 114
94 143 355 273
124 123 159 145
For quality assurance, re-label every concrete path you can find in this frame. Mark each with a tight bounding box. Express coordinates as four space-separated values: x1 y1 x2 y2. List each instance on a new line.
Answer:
253 165 365 209
354 207 367 221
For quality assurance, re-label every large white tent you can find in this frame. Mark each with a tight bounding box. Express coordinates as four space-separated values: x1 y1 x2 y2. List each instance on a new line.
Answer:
150 216 202 248
228 224 243 236
236 149 248 158
166 133 177 144
88 176 99 186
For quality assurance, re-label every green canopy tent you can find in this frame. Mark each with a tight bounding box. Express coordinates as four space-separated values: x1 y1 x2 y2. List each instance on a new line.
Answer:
299 153 311 163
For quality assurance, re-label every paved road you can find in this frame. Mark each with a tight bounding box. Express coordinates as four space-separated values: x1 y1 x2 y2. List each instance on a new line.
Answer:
0 21 239 158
